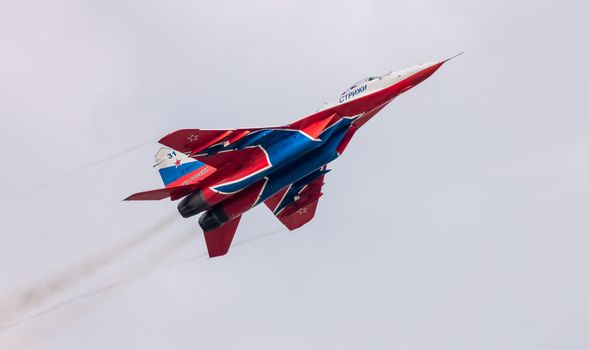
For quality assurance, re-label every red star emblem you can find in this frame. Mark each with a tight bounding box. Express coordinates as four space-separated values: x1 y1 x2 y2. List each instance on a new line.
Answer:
174 159 181 167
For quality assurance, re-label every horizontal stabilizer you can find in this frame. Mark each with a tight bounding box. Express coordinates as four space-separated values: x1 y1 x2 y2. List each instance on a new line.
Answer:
203 215 242 258
124 184 199 201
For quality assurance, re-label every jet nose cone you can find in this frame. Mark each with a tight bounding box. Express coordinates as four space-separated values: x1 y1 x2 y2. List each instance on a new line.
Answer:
407 53 462 86
406 61 444 86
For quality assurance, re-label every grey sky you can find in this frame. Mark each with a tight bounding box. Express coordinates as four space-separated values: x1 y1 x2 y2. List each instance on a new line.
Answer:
1 0 588 349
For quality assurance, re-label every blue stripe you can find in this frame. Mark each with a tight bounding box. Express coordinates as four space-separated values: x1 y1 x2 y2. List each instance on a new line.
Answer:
159 160 206 186
256 124 350 205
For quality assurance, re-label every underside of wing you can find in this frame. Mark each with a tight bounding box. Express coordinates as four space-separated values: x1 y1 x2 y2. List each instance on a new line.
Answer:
264 166 328 230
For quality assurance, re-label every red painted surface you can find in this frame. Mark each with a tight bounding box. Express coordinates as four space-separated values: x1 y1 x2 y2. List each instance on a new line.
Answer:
203 147 270 190
204 215 242 257
264 186 289 212
277 198 320 230
124 184 201 201
298 113 338 139
220 180 267 220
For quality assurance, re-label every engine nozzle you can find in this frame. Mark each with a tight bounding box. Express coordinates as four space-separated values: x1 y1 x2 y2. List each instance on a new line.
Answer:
178 191 209 218
198 207 230 231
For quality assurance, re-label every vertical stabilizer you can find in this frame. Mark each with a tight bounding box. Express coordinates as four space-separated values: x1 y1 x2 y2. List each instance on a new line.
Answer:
154 147 215 187
203 216 242 258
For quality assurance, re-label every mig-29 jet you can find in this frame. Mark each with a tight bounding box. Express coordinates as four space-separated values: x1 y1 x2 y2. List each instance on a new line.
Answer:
126 55 461 257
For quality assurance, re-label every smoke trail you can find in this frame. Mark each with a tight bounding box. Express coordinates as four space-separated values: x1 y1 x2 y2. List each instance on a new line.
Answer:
0 228 284 333
0 214 176 327
21 140 153 193
0 228 195 333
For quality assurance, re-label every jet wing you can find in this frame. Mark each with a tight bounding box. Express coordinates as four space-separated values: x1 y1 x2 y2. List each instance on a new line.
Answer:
159 128 267 156
264 167 328 230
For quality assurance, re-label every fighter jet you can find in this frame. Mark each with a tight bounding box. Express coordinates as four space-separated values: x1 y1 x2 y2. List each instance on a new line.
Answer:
126 55 460 257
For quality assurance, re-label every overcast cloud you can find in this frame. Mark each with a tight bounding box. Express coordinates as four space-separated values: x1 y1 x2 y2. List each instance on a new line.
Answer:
0 0 588 349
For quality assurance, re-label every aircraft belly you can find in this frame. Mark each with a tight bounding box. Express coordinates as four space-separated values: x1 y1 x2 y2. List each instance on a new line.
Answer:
255 126 348 205
211 132 319 194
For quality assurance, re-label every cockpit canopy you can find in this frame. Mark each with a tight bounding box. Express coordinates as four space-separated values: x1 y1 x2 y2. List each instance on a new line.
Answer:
341 76 381 95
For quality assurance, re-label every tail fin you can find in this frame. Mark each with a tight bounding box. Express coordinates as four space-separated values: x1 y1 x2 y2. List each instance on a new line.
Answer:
155 147 215 187
203 216 242 258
